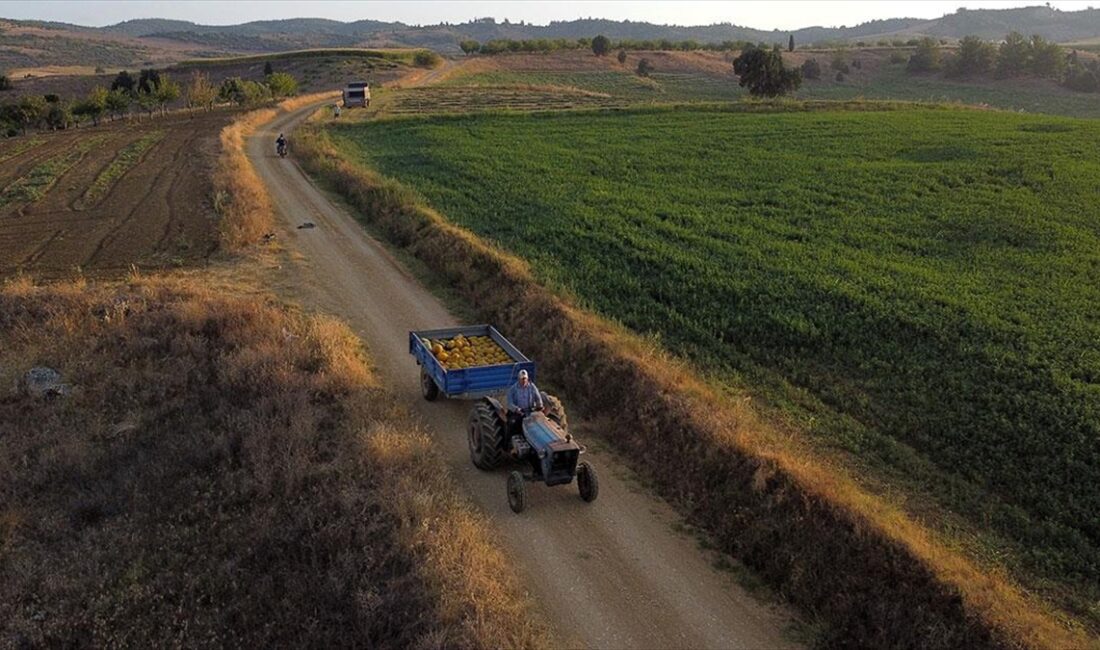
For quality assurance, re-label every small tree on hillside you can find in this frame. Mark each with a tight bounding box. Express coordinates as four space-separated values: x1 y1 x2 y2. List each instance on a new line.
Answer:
906 37 942 73
592 34 611 56
0 75 12 91
105 88 131 120
111 70 136 93
733 44 802 97
138 69 161 94
73 86 108 126
997 31 1030 76
801 58 822 80
459 39 480 55
265 72 298 98
263 61 274 76
135 88 158 118
789 34 795 52
617 49 627 65
186 72 216 114
636 57 653 77
154 74 181 114
946 35 996 77
1029 35 1066 79
15 95 47 134
831 51 850 73
44 102 73 130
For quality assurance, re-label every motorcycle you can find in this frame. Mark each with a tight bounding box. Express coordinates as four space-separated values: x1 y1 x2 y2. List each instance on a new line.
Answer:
276 141 288 158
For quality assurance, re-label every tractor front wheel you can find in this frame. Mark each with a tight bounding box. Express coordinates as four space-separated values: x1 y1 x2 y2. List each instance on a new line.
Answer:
577 461 599 503
420 369 439 401
508 471 527 513
468 401 505 470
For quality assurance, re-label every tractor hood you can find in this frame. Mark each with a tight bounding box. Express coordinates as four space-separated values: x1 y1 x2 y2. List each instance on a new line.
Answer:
523 412 580 486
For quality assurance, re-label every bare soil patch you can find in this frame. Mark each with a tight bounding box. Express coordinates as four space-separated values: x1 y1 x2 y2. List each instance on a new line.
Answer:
0 112 230 277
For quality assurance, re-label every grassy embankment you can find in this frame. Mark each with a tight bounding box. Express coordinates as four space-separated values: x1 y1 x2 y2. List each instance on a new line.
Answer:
0 277 548 647
293 103 1097 648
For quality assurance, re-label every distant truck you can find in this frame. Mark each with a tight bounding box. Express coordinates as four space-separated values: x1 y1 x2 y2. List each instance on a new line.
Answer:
343 81 371 108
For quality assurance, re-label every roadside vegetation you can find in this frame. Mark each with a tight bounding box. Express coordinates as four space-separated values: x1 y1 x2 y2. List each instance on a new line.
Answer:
0 276 549 648
296 104 1100 645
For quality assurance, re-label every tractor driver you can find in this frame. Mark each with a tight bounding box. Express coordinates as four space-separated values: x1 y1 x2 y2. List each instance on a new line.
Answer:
507 369 543 434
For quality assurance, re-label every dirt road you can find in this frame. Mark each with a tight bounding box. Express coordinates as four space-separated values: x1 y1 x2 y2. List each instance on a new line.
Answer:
248 105 798 649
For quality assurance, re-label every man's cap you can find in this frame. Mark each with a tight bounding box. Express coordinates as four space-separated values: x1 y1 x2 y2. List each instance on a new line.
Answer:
518 369 528 379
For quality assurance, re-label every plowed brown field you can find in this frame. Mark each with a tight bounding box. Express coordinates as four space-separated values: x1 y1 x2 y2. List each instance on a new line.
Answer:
0 111 230 277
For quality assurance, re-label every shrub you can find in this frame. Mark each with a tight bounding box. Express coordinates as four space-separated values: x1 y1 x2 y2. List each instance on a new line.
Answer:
263 61 273 75
946 35 996 77
592 34 612 56
831 52 850 74
801 58 822 80
265 71 298 98
889 51 907 64
0 75 12 91
852 59 862 70
907 37 942 73
110 70 135 92
835 71 846 82
617 49 627 65
636 57 653 77
413 50 442 68
459 39 480 55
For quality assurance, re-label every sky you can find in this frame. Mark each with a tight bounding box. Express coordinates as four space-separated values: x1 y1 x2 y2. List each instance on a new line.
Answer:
0 1 1092 30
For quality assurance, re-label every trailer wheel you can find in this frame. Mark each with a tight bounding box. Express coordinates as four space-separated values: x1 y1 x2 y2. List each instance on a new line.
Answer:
577 461 599 503
420 369 439 401
508 471 527 513
469 401 505 470
541 392 568 430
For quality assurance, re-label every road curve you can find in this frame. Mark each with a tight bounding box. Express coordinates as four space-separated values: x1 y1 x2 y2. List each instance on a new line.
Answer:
248 104 799 650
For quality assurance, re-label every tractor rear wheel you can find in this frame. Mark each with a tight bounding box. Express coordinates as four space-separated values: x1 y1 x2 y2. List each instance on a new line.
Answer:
541 391 568 430
577 461 599 503
508 471 527 513
420 369 439 401
468 401 505 470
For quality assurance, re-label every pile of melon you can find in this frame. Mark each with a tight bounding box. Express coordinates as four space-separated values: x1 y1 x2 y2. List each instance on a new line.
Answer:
423 333 512 369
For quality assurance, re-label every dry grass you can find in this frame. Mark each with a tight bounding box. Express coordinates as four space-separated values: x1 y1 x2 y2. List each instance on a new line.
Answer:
215 92 339 251
0 275 548 648
294 126 1093 649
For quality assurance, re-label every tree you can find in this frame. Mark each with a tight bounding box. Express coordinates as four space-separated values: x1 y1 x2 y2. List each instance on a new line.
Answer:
0 75 11 91
154 74 181 114
219 77 271 106
14 95 47 134
1029 35 1066 79
44 102 72 130
73 86 108 126
459 39 480 55
138 68 161 94
105 89 131 120
265 71 298 98
788 34 795 52
906 37 942 73
801 58 822 80
636 57 653 77
186 72 216 114
831 52 850 73
135 88 158 117
591 34 611 56
413 50 442 67
617 49 627 65
111 70 135 93
732 44 802 97
946 35 996 77
997 31 1030 77
263 61 274 76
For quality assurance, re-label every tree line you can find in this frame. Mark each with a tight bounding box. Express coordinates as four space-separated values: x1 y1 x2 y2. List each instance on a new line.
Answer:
1 68 299 137
905 32 1100 93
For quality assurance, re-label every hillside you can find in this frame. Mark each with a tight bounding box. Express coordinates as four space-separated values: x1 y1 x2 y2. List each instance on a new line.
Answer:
4 5 1100 66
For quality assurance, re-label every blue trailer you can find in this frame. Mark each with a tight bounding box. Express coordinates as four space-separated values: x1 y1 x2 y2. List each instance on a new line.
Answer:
409 324 535 401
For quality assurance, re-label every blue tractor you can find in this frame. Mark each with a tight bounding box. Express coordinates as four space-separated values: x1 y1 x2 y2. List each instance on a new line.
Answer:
469 394 599 513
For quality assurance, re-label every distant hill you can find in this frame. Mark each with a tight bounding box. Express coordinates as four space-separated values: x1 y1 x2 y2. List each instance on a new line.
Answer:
5 5 1100 69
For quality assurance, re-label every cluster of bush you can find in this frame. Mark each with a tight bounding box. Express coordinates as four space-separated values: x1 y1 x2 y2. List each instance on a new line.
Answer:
905 33 1098 93
0 68 299 137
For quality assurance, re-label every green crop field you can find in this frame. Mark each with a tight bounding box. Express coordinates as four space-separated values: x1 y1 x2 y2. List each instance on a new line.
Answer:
327 106 1100 617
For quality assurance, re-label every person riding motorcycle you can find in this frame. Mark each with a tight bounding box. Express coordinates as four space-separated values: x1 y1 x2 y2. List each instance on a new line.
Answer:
275 133 288 156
